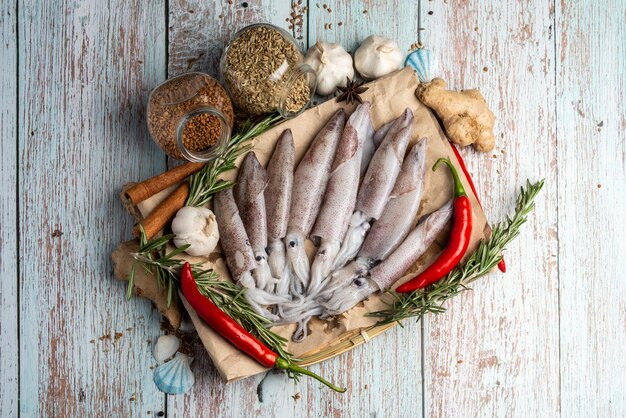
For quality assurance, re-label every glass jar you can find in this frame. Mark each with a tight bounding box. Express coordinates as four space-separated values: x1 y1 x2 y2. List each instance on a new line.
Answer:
220 23 317 118
147 72 235 162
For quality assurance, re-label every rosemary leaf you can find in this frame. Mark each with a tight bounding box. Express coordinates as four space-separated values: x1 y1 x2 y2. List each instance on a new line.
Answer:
368 179 544 324
126 263 136 300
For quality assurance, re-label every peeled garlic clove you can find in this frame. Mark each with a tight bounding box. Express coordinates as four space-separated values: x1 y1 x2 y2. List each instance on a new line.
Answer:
354 35 404 80
153 334 180 363
405 47 439 83
172 206 219 256
304 41 354 96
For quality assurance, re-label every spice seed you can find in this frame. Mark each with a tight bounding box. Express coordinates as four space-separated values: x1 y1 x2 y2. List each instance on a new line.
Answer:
147 73 234 160
223 25 310 115
182 114 222 152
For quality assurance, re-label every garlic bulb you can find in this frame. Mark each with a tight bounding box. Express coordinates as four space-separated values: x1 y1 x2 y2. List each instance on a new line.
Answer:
304 41 354 96
171 206 219 256
153 335 180 363
354 36 404 80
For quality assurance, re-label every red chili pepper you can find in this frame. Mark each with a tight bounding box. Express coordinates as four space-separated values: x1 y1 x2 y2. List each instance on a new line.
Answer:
450 143 506 273
180 262 346 392
396 158 473 293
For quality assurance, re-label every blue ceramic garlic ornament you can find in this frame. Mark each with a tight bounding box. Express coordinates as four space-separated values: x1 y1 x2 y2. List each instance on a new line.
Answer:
153 353 194 395
405 47 439 83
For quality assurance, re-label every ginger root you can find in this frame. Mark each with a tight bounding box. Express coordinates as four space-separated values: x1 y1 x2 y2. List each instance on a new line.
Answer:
415 78 496 152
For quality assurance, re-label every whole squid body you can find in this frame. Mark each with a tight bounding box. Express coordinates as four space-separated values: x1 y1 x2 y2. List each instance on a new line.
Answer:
264 130 295 296
331 109 414 271
316 140 429 309
320 200 453 316
235 152 275 292
214 188 290 320
285 109 347 293
306 102 374 297
359 109 410 175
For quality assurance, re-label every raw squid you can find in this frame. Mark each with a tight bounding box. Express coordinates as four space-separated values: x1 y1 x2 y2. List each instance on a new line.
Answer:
331 109 414 271
318 140 429 302
360 115 398 175
320 201 453 316
235 152 275 292
285 109 346 293
307 102 373 297
214 189 289 321
265 130 295 296
373 118 395 147
359 139 428 261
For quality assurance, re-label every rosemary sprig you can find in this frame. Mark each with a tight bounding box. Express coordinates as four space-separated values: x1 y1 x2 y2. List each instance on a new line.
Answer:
126 227 297 368
186 114 283 207
368 179 545 324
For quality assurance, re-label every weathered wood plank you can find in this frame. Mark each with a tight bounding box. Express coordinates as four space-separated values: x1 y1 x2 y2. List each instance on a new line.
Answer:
307 0 419 56
556 1 626 416
166 1 306 416
18 1 167 415
306 2 426 417
0 1 18 416
422 1 560 416
166 1 425 417
168 0 290 77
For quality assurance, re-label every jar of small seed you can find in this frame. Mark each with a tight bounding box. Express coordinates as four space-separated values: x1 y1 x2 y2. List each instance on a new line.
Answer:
147 72 235 161
220 23 317 118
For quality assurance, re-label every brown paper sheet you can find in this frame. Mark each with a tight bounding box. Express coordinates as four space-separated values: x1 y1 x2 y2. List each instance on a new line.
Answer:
116 67 489 382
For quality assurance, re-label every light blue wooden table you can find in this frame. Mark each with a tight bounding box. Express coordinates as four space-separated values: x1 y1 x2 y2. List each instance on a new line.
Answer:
1 0 625 416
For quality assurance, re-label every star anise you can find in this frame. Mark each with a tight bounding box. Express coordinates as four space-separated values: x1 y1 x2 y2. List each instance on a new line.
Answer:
336 78 369 104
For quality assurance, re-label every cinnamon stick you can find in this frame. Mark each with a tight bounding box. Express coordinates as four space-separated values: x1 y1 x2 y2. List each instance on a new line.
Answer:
124 162 204 205
133 182 190 239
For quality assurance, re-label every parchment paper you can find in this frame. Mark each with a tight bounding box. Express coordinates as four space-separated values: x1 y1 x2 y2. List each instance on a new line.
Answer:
115 67 490 383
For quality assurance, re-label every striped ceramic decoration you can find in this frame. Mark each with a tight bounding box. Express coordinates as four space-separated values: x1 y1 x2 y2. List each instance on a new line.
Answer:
153 353 195 395
405 48 439 83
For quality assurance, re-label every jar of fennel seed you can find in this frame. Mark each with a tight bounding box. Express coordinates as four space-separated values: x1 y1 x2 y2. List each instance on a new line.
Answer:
147 72 235 161
220 23 317 118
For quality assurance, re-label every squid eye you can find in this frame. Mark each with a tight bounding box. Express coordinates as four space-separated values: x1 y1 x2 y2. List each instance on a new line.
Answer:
255 255 264 261
289 241 296 248
353 278 365 288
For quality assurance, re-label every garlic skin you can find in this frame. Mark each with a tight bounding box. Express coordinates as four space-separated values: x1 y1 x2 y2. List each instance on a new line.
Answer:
171 206 219 256
354 36 404 80
304 41 354 96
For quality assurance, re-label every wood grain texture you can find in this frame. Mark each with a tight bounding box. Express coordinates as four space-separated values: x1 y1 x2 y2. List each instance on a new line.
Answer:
166 1 425 417
4 0 626 415
168 0 290 77
556 1 626 415
1 1 18 417
166 2 297 415
17 1 167 415
423 1 561 416
307 0 419 56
